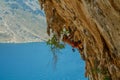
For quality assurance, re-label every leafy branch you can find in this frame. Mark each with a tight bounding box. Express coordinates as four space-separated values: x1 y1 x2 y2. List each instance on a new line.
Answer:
46 35 65 54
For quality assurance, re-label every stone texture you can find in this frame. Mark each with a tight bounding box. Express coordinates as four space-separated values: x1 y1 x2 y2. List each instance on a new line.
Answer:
0 0 48 43
38 0 120 80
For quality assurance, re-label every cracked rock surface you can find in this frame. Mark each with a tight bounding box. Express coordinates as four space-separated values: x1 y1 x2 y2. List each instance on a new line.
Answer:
38 0 120 80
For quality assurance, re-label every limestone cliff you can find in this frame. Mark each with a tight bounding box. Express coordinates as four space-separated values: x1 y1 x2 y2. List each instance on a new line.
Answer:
38 0 120 80
0 0 48 43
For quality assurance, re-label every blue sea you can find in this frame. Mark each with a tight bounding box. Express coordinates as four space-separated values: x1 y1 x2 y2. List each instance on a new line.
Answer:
0 42 88 80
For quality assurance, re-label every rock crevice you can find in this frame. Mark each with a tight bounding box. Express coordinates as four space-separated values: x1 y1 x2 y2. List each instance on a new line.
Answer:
38 0 120 80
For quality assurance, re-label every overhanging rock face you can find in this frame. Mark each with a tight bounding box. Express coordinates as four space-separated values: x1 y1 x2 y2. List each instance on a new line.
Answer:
38 0 120 80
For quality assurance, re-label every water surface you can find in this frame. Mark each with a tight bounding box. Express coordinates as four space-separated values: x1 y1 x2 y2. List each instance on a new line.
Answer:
0 42 88 80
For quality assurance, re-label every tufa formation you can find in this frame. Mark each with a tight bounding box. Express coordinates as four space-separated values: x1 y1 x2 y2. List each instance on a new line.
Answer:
38 0 120 80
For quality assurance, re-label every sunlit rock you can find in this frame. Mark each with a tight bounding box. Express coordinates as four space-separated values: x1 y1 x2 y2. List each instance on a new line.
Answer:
0 0 48 43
